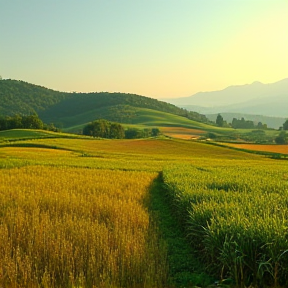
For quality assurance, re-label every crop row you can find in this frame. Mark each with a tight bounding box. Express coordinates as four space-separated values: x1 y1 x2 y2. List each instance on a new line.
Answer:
163 162 288 287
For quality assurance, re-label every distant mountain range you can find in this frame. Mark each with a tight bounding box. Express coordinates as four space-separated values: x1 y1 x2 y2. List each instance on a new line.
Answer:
164 78 288 118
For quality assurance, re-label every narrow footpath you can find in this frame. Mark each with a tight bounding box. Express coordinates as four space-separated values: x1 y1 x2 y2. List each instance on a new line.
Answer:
149 173 215 288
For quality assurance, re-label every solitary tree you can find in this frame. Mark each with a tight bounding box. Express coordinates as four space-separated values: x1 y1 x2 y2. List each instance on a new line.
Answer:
216 114 224 127
283 119 288 131
151 128 160 137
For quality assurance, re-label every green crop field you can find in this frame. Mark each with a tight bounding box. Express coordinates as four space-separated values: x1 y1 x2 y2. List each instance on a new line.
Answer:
0 129 287 288
163 163 288 287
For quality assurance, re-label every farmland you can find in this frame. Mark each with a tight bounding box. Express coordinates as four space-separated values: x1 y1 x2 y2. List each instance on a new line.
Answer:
160 127 206 140
163 163 288 287
223 143 288 155
0 129 287 287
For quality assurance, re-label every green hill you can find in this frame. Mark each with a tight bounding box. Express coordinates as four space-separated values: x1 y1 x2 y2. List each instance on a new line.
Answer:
57 105 214 133
0 129 87 141
0 79 208 129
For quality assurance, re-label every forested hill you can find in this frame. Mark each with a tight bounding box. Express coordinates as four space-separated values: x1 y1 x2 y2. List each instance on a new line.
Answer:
0 79 208 127
0 79 68 115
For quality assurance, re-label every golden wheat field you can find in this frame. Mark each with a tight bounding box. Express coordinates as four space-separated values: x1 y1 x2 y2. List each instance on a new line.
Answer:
224 143 288 154
0 166 167 288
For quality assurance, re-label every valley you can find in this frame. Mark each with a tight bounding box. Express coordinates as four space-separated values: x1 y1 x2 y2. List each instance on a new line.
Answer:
0 79 287 287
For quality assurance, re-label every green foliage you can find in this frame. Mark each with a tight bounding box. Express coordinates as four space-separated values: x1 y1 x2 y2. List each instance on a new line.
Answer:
0 80 208 128
83 119 125 139
275 131 288 144
0 79 68 116
163 163 288 287
125 127 142 139
216 114 224 127
283 119 288 130
151 128 160 136
124 127 160 139
240 129 273 143
232 117 267 129
206 132 217 139
0 113 44 130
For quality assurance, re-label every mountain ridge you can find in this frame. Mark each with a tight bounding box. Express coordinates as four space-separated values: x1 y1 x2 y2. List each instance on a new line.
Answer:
164 78 288 117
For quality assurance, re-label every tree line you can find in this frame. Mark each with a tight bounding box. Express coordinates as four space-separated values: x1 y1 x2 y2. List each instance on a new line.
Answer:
216 114 268 129
216 114 288 144
0 114 58 131
0 79 209 127
82 119 160 139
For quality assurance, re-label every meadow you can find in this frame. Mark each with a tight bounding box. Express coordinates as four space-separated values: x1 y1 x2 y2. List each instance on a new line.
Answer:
0 129 287 287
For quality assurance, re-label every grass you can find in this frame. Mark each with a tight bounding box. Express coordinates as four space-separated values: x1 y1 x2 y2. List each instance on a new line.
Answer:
58 106 212 131
0 129 88 141
60 106 280 145
149 174 215 287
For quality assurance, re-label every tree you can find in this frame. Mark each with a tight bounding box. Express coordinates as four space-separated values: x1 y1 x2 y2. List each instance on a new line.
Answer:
216 114 224 127
83 119 125 139
257 122 263 129
110 123 125 139
125 128 141 139
151 128 160 137
22 114 43 129
283 119 288 131
9 114 23 129
275 131 288 144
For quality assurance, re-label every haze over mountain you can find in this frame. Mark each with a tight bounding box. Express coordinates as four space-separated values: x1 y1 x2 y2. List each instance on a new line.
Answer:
165 78 288 118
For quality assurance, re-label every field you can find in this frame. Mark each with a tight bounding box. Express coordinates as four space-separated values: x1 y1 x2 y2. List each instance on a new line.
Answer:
223 143 288 155
0 129 287 287
163 163 288 287
160 127 206 139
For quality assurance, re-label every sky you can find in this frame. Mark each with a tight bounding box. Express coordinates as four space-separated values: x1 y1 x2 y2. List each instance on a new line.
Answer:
0 0 287 99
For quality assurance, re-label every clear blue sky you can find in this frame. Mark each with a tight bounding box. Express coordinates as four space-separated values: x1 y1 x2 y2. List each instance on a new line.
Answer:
1 0 287 98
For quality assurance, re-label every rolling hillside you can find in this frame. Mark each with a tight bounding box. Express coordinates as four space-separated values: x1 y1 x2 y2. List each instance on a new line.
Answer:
63 106 214 133
0 79 207 129
0 79 281 143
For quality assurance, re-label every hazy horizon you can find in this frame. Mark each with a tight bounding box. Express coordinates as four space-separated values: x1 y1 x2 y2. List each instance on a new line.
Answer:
1 0 287 99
